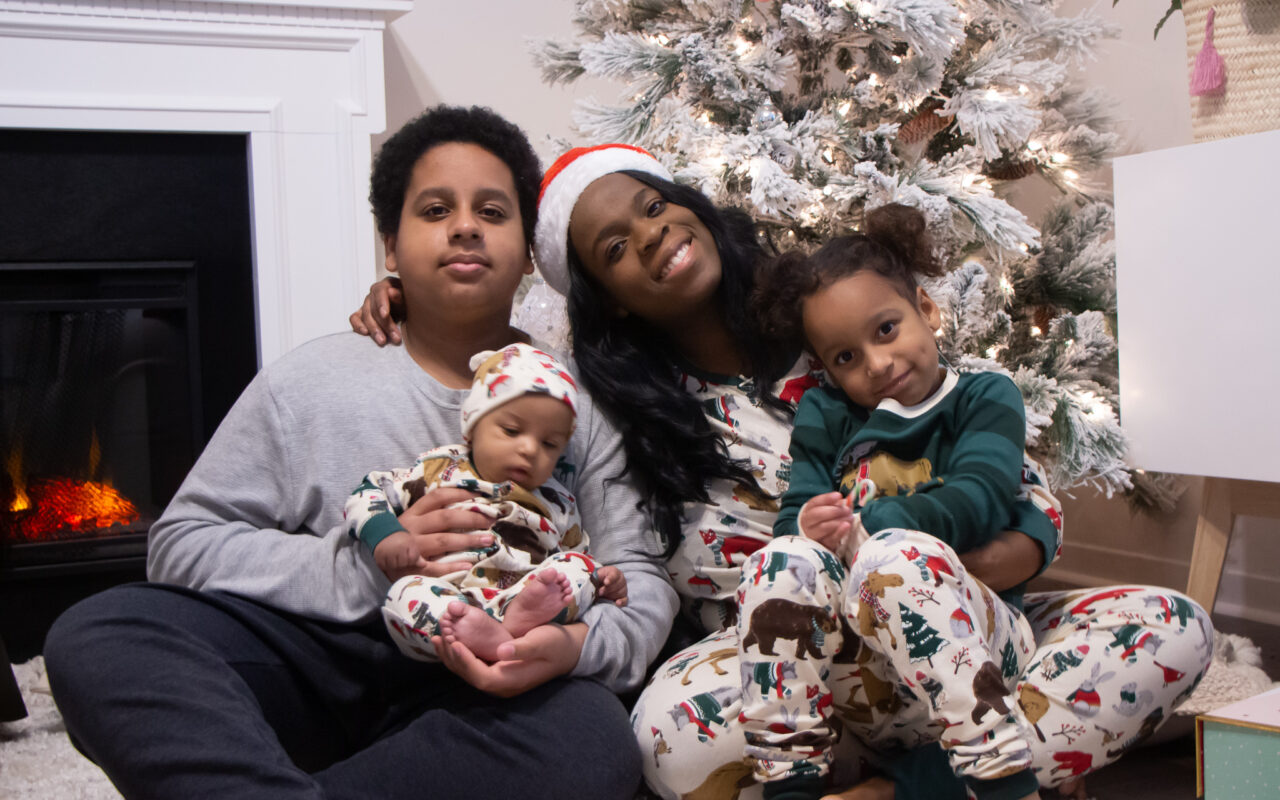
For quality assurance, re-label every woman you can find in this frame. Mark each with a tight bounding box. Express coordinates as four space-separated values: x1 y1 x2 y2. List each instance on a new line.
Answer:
352 143 1213 800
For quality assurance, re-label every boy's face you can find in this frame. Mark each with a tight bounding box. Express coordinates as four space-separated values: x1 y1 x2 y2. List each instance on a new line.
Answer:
470 393 575 490
804 270 943 409
384 142 533 323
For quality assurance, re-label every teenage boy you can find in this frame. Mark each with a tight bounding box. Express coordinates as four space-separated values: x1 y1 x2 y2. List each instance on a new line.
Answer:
44 105 675 800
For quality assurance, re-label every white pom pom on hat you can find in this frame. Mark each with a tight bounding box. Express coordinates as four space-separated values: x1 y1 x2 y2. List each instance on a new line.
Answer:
461 343 580 441
533 143 672 297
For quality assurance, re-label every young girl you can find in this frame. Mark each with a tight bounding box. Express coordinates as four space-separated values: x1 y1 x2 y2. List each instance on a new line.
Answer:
350 144 1212 800
736 204 1046 800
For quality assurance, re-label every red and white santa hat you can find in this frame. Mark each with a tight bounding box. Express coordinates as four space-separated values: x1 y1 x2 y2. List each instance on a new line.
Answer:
461 343 580 440
533 143 672 296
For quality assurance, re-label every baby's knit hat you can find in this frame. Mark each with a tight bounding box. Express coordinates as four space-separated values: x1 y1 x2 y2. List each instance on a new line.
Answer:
461 343 579 440
533 143 672 297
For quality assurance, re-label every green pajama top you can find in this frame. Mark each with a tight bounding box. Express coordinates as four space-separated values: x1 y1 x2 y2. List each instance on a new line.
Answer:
775 370 1049 608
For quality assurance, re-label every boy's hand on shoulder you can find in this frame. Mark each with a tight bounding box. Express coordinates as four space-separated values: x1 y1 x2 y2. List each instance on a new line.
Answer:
799 492 854 554
397 487 496 579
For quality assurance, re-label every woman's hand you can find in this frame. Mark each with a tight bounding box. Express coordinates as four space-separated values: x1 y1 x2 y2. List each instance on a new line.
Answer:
348 276 404 346
431 621 586 698
959 530 1044 592
381 487 494 583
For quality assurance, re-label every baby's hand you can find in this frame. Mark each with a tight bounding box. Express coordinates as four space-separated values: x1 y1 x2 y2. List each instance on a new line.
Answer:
374 529 427 579
798 492 854 555
595 566 628 607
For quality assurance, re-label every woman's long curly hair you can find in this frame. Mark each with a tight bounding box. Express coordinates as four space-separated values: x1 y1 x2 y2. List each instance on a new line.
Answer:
564 171 796 554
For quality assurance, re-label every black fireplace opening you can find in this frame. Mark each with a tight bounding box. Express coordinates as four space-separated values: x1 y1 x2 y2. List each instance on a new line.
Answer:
0 129 258 659
1 261 201 566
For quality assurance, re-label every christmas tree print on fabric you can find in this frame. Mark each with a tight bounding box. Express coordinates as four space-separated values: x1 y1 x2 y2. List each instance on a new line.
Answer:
900 602 949 667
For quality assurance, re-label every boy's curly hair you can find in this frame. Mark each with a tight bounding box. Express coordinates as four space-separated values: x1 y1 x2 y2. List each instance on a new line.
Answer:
369 105 542 248
752 203 946 348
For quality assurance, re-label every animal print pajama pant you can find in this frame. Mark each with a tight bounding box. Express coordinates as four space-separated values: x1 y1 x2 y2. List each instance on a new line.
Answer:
632 533 1213 800
381 551 601 661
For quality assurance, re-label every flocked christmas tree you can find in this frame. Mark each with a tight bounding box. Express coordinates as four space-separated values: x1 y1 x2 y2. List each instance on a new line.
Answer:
524 0 1179 509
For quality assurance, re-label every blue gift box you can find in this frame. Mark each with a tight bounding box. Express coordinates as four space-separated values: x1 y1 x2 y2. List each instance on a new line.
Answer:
1196 686 1280 799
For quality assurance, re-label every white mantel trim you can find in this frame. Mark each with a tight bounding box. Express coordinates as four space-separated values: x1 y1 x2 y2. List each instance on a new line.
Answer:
0 0 408 366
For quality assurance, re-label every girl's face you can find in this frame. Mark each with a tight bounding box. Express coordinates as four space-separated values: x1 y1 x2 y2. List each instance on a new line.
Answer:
803 269 944 409
566 173 722 330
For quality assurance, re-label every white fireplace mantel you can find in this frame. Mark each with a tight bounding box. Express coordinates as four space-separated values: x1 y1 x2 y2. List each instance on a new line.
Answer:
0 0 411 365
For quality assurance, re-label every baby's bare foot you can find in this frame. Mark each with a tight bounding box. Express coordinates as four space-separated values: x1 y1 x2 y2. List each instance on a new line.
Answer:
439 600 511 663
501 569 572 641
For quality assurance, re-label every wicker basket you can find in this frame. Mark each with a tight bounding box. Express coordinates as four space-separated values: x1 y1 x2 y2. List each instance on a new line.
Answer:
1183 0 1280 142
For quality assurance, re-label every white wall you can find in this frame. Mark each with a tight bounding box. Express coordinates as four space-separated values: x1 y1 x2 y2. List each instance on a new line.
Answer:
1047 1 1280 626
378 1 1280 625
380 0 619 165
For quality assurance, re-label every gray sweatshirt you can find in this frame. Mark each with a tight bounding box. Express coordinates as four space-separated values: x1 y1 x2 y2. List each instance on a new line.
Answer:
147 332 677 692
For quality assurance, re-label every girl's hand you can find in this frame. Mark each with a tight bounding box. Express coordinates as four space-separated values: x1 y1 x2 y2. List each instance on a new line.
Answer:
395 487 495 580
799 492 854 553
431 622 586 697
348 276 404 346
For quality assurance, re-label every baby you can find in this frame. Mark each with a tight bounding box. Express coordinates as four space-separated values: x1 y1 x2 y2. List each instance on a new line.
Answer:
345 342 625 662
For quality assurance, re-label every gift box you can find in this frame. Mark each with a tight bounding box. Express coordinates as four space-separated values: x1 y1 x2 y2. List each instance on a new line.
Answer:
1196 685 1280 799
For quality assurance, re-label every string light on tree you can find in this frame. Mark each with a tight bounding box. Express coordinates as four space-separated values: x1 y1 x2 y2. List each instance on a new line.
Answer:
531 0 1172 509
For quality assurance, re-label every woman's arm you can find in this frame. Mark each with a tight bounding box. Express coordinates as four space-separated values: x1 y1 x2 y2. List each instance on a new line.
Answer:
958 530 1044 592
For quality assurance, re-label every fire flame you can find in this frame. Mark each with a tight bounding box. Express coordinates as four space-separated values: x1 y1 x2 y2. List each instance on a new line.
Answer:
6 478 139 541
4 433 139 541
7 446 29 512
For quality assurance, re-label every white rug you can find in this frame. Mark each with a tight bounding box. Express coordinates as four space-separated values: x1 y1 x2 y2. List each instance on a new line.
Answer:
0 633 1275 798
0 658 120 800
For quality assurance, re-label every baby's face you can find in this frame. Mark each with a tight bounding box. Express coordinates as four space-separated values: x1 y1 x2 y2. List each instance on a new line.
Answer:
470 393 575 489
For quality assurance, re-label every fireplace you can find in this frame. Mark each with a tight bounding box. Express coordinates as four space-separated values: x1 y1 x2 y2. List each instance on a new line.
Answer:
0 128 259 657
1 260 203 572
0 0 406 660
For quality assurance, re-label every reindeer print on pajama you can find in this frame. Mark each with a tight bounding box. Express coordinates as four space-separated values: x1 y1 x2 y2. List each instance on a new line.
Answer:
634 531 1213 800
630 362 1212 799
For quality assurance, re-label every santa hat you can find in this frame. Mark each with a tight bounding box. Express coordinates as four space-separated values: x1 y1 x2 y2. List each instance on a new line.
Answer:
533 143 672 296
461 343 579 440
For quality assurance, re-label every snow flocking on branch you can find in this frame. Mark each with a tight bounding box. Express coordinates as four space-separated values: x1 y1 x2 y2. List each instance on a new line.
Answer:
525 0 1148 503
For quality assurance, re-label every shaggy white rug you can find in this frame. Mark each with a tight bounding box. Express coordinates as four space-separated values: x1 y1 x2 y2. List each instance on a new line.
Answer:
0 634 1275 798
0 658 120 799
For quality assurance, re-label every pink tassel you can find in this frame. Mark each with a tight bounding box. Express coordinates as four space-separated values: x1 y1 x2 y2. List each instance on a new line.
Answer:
1190 7 1226 96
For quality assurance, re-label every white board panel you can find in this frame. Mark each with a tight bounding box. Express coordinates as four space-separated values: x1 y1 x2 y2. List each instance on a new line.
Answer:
1114 128 1280 481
